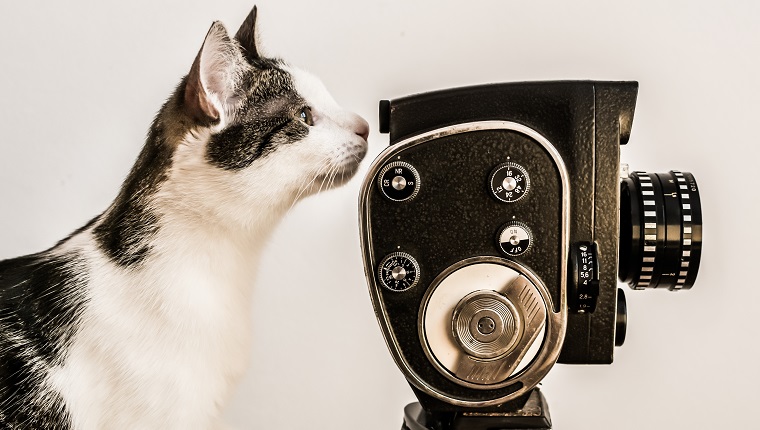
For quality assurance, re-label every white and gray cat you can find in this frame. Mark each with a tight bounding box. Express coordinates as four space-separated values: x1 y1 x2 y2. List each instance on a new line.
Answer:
0 6 368 429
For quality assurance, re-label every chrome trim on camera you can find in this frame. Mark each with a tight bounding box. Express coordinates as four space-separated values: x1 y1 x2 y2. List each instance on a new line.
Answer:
359 121 570 407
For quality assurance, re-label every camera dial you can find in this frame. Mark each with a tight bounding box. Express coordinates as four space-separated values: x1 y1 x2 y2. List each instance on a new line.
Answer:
452 290 523 360
378 252 420 291
378 161 420 202
489 161 531 203
497 222 533 256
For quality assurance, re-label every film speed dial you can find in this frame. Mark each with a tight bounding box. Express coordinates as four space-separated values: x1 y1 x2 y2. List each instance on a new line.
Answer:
378 252 420 292
489 161 531 203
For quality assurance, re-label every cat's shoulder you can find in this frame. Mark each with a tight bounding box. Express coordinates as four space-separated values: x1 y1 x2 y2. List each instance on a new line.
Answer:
0 248 87 320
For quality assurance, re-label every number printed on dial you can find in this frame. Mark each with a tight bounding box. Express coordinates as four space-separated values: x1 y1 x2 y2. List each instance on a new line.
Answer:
489 162 531 203
378 252 420 291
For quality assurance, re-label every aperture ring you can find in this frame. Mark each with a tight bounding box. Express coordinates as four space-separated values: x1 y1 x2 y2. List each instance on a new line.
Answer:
619 170 702 291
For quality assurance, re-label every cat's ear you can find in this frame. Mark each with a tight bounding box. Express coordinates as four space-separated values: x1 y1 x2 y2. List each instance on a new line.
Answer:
184 21 246 125
235 6 261 62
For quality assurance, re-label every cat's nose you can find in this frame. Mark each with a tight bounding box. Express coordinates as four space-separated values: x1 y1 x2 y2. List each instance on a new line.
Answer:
354 116 370 141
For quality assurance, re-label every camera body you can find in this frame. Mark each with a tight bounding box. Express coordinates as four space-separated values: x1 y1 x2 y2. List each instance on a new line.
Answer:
360 81 701 413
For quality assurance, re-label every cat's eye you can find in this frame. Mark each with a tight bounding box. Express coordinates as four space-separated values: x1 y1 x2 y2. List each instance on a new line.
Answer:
298 106 314 126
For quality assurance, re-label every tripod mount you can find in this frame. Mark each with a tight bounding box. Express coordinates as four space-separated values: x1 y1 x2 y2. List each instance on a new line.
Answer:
401 388 551 430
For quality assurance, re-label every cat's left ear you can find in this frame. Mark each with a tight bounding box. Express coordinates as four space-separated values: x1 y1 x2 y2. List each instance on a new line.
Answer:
235 5 261 62
184 21 246 125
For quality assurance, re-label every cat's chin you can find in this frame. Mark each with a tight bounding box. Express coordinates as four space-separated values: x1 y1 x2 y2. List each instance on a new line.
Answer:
314 161 362 191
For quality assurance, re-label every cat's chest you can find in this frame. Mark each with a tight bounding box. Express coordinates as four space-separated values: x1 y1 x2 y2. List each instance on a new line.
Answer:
51 247 256 428
87 255 254 365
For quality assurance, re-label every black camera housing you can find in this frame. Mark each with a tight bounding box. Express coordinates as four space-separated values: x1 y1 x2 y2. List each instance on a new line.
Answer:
360 81 638 411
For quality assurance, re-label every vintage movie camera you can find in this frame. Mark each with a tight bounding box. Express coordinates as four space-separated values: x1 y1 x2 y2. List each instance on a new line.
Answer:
358 82 702 429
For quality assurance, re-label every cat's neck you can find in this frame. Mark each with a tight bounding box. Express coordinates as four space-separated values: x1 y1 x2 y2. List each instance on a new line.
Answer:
147 212 270 294
91 91 292 274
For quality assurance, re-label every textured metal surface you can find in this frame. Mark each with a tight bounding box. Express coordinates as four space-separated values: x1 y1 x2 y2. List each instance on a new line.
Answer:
360 121 569 406
363 81 639 408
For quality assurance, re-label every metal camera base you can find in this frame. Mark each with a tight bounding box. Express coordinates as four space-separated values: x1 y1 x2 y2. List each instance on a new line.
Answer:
401 389 551 430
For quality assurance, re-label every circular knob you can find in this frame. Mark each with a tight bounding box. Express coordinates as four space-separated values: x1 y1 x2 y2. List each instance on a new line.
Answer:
378 252 420 291
569 242 600 313
497 222 532 256
452 290 522 360
615 288 627 347
489 162 531 203
378 161 420 202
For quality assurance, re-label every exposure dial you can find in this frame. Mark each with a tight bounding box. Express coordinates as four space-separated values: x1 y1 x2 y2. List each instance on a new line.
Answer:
569 242 600 313
489 161 531 203
378 252 420 292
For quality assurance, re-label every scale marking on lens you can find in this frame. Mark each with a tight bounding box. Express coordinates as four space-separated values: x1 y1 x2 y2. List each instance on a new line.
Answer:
674 171 692 289
619 170 702 290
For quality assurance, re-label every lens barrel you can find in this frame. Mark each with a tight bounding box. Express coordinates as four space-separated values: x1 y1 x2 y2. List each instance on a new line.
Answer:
619 171 702 290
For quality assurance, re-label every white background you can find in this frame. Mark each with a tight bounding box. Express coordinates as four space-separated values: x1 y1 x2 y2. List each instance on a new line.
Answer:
0 1 758 429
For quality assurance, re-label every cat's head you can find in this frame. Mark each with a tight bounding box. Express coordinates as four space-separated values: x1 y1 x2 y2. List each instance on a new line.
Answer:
159 7 368 229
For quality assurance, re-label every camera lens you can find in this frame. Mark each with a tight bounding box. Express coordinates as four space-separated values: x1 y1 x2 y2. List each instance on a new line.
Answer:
619 171 702 290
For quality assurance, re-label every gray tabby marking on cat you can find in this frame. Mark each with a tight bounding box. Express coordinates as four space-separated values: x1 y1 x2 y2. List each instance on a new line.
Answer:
0 6 368 429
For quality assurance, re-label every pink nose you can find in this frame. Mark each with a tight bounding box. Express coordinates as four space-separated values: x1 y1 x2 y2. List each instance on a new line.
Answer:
355 116 370 141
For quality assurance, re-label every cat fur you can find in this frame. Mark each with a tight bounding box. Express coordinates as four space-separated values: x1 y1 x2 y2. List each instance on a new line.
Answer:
0 6 369 429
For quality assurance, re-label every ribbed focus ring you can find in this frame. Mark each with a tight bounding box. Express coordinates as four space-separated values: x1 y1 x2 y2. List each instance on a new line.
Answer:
637 174 658 289
618 170 702 291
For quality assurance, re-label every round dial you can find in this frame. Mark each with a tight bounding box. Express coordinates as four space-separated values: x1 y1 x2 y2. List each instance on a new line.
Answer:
489 162 530 203
378 252 420 292
497 222 532 256
378 161 420 202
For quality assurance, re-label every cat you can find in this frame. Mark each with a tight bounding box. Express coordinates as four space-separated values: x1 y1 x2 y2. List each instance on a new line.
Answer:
0 6 369 429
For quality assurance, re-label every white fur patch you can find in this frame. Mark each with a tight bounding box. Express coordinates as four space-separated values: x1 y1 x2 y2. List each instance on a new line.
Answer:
31 16 368 425
44 80 367 427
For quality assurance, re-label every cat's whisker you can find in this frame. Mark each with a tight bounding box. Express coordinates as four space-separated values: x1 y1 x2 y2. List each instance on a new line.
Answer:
0 6 369 427
329 163 341 189
289 158 333 210
325 163 341 193
319 168 334 194
316 166 331 195
315 160 335 196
